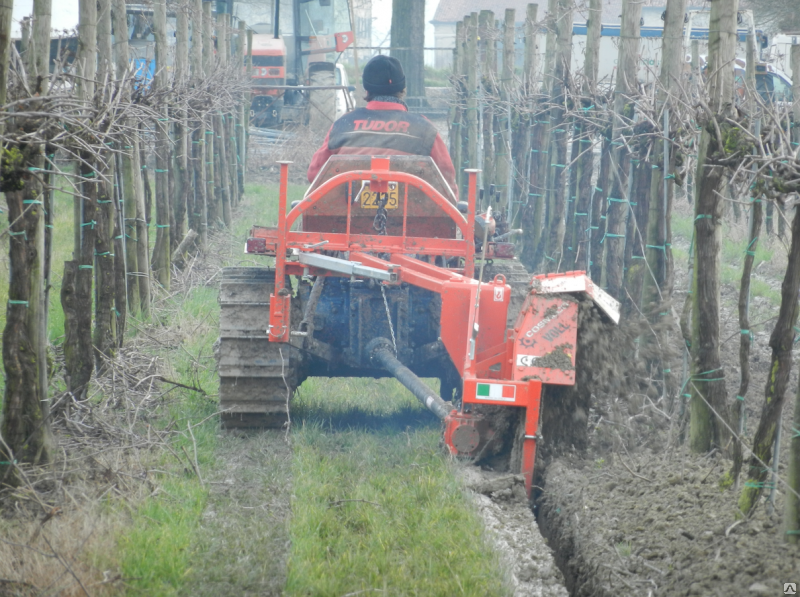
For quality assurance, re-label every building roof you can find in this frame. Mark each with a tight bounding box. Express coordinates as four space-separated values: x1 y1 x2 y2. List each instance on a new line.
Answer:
431 0 627 25
431 0 536 24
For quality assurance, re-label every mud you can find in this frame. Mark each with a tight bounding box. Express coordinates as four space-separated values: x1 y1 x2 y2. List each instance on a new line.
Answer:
458 467 569 597
532 251 800 597
536 344 576 371
538 453 800 596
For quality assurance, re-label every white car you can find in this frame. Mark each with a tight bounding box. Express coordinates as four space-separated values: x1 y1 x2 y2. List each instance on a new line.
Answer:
334 63 357 119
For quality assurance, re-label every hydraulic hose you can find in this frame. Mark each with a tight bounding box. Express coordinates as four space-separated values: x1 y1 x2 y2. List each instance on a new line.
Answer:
367 338 452 421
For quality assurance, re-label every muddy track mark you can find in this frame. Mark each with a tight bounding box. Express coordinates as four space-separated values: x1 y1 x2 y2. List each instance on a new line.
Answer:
179 430 292 597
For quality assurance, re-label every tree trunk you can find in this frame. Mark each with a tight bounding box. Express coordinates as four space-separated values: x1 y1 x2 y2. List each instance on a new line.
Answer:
390 0 425 98
783 41 800 543
464 13 478 197
641 0 686 310
622 156 652 316
94 0 117 365
571 0 599 273
739 207 800 514
543 0 573 272
689 0 738 454
729 195 762 482
478 11 496 193
602 0 640 299
589 132 610 282
152 0 171 289
495 9 514 218
1 147 53 481
518 3 540 269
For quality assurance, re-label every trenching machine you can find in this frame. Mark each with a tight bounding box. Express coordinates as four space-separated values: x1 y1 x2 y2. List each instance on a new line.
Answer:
216 155 620 496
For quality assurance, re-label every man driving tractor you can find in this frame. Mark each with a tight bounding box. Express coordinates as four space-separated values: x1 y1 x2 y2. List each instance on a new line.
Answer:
307 55 458 197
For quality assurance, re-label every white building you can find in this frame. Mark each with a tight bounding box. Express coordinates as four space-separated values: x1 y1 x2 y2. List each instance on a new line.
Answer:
429 0 623 70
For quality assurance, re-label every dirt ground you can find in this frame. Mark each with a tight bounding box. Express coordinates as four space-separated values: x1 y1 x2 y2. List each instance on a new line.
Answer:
539 453 799 597
179 431 293 597
459 468 568 597
174 143 800 597
530 198 800 596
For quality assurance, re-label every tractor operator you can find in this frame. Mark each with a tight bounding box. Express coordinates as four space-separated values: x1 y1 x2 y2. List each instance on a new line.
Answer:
307 55 458 197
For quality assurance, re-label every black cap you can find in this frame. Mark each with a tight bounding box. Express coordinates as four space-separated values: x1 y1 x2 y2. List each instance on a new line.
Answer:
362 55 406 95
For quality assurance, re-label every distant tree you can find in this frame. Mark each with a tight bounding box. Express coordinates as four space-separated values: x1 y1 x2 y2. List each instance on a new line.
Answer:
390 0 425 98
742 0 800 33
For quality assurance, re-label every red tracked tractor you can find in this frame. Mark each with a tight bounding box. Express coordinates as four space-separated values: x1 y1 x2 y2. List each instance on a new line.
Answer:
217 156 620 496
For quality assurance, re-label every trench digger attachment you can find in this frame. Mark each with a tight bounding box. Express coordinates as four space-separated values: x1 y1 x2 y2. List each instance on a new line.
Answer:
218 155 620 497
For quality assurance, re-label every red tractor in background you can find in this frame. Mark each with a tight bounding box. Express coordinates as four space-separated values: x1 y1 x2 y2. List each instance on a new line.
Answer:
246 0 355 127
217 157 620 495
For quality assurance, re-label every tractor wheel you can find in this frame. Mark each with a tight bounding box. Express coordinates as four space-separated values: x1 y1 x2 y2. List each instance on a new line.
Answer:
217 267 302 429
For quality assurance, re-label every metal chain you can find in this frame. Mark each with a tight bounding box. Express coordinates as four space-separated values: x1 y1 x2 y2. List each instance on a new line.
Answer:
372 191 389 235
380 284 397 355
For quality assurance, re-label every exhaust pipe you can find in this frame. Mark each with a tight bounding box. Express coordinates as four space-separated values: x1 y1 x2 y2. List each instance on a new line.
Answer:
367 338 452 421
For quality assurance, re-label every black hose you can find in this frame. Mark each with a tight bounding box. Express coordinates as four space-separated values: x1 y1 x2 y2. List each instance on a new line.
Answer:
367 338 452 421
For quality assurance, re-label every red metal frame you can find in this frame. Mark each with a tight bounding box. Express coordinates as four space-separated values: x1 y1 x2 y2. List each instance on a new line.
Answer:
452 378 542 496
268 159 479 345
259 160 614 499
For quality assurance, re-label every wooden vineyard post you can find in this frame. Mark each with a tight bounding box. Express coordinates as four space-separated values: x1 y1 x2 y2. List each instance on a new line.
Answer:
518 3 539 267
641 0 687 361
784 44 800 539
464 13 478 198
543 0 572 271
449 20 464 184
112 0 148 317
729 34 762 483
225 16 239 209
152 0 171 289
246 28 253 159
94 0 118 364
1 0 54 480
237 20 247 198
478 10 496 192
216 13 233 225
190 0 208 251
527 0 557 270
214 13 231 228
601 0 640 298
174 3 190 252
689 0 737 455
31 0 53 405
63 0 99 399
621 158 652 315
0 0 11 134
204 1 219 228
496 8 514 221
510 3 537 220
570 0 600 272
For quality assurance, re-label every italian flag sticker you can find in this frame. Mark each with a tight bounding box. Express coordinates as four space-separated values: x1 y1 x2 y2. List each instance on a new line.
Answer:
476 383 516 402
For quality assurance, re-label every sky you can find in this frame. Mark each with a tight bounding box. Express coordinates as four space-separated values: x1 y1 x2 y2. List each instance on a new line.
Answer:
11 0 80 37
9 0 439 65
370 0 437 60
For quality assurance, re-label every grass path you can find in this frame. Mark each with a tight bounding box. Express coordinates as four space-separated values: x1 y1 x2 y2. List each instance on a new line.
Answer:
111 182 512 596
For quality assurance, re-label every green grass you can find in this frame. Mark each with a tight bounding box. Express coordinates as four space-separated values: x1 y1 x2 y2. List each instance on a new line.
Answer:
0 177 513 595
113 181 299 595
117 477 208 595
671 212 780 306
287 378 510 597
